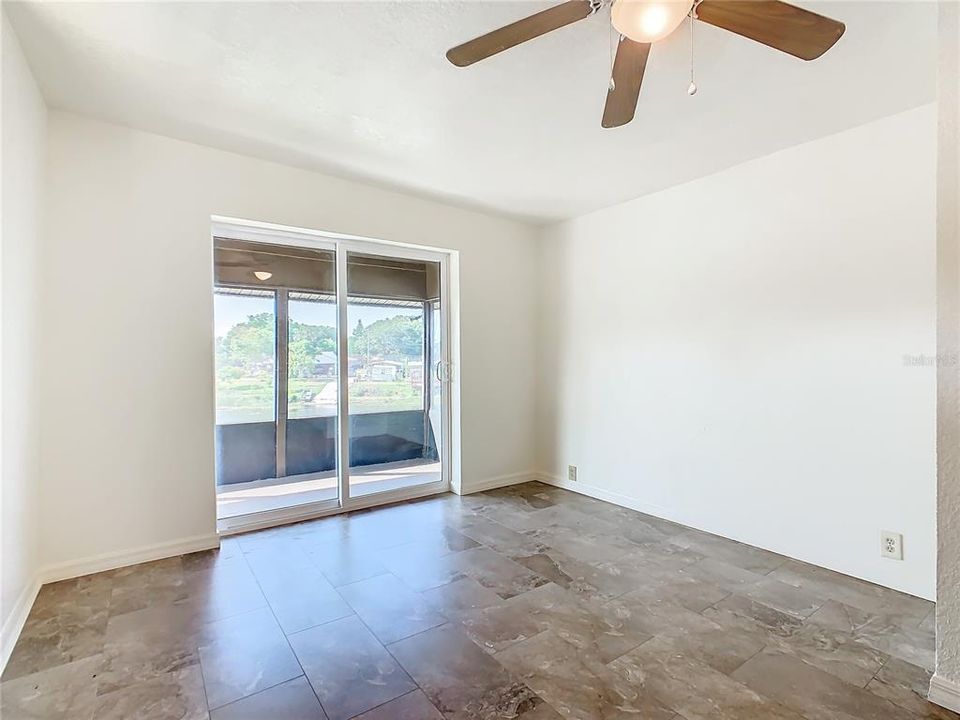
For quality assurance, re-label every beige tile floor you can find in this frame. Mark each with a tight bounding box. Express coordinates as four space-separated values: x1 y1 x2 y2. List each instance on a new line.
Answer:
1 482 954 720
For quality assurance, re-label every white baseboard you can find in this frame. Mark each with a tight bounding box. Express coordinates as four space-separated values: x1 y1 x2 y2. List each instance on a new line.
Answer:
535 472 670 518
38 533 221 585
460 471 538 495
1 574 42 674
930 674 960 713
1 532 220 675
536 471 936 602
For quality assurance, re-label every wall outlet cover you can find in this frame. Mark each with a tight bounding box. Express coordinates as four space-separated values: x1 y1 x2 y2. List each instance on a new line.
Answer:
567 465 577 482
881 530 903 560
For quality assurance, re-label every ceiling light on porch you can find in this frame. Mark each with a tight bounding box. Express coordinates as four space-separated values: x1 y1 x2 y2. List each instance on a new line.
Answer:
253 271 273 281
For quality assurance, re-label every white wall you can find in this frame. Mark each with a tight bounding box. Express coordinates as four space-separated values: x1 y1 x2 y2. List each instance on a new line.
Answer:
538 104 938 599
934 0 960 704
39 112 539 571
1 15 45 663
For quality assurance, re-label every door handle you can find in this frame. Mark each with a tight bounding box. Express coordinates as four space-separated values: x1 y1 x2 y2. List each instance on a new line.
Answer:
435 362 453 383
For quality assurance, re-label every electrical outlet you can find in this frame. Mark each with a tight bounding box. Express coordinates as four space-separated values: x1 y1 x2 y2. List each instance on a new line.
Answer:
881 531 903 560
568 465 578 482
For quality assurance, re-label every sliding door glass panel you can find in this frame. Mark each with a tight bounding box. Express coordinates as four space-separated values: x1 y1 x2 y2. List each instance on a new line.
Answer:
214 289 278 514
213 239 339 521
346 252 442 498
428 300 443 462
283 291 339 503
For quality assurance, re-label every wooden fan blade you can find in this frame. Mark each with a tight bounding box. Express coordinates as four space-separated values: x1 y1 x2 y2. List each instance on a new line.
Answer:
695 0 845 61
602 38 651 128
446 0 594 67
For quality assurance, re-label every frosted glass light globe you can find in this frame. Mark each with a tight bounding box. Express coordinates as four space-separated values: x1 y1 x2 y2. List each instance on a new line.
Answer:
611 0 693 43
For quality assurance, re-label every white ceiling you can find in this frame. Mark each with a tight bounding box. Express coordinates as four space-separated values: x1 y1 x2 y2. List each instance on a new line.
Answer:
7 1 936 223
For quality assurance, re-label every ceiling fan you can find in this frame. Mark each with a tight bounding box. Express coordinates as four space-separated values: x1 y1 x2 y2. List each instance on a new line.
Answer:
445 0 845 128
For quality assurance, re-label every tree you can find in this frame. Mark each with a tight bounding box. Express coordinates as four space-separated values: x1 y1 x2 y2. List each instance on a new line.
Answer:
216 311 424 382
359 314 423 359
288 321 336 377
350 319 368 360
216 312 275 377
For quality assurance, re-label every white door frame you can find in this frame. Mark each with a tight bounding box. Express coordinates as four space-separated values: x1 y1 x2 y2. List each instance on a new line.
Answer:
212 217 459 535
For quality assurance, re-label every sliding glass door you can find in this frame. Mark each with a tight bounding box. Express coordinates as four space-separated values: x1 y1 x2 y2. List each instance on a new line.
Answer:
213 233 449 527
345 252 443 498
214 289 278 496
285 292 339 479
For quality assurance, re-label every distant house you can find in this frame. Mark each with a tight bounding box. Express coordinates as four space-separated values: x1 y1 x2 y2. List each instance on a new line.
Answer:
345 357 364 376
408 361 424 385
310 353 366 377
312 352 338 377
369 361 403 381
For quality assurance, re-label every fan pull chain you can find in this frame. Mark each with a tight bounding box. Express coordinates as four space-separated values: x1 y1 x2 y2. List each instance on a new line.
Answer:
688 3 698 95
608 3 616 92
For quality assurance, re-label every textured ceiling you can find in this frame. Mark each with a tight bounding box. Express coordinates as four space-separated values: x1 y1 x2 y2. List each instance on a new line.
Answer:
6 1 937 223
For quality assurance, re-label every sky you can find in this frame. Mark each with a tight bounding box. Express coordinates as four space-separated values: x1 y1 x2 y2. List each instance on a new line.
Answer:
213 293 423 338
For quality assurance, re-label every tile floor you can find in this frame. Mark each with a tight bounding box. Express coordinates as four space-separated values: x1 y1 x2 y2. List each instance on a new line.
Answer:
2 482 954 720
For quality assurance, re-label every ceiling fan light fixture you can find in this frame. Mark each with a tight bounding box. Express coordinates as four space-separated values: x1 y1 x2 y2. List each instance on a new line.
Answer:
611 0 693 43
445 0 845 128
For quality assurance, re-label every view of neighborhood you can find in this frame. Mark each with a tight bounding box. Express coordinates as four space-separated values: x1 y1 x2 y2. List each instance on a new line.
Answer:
214 292 426 425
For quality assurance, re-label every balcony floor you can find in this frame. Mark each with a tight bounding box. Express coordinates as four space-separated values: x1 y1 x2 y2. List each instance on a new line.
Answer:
216 459 442 520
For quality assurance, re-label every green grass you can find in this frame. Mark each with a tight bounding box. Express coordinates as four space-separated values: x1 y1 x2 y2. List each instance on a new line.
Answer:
216 374 423 424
